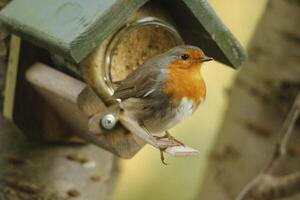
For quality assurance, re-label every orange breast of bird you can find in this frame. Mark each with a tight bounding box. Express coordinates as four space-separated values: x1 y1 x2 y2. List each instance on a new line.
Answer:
162 62 206 106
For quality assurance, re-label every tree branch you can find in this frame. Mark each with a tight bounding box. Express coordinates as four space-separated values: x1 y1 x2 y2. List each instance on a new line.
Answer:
237 90 300 200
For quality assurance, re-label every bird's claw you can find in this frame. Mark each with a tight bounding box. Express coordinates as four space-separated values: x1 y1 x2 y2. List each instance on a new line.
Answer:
160 147 168 165
155 131 185 165
154 131 184 147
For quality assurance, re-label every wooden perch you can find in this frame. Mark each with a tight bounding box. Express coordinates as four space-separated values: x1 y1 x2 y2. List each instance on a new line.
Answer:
118 112 199 157
25 62 103 135
25 62 145 158
26 62 199 158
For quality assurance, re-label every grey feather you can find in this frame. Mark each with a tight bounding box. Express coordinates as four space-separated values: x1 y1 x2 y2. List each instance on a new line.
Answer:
113 58 166 100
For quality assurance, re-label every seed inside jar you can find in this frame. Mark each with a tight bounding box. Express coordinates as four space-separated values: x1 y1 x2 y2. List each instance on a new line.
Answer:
110 26 177 83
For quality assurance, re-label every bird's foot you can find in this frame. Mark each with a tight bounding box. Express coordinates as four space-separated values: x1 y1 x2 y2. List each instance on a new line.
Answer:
155 131 186 165
153 130 184 146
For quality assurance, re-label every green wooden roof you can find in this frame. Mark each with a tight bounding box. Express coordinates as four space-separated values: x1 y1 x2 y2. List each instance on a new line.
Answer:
0 0 246 68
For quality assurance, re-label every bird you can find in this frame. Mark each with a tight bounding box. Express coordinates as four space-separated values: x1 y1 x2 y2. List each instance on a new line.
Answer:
113 45 213 163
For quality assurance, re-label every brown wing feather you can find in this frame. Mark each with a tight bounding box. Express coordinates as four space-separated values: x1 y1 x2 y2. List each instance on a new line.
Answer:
113 63 162 100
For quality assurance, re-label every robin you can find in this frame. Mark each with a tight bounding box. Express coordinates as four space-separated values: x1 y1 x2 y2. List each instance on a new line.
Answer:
113 45 213 163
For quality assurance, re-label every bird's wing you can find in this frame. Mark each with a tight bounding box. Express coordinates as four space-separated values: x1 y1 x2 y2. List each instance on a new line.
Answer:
113 63 163 100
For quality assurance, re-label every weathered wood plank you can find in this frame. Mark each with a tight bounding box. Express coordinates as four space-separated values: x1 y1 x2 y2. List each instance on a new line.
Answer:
3 35 20 120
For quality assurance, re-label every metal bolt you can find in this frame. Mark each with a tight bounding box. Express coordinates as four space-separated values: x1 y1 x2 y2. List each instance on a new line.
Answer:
101 114 117 130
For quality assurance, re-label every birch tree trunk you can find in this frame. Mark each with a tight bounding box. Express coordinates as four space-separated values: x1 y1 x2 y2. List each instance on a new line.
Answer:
197 0 300 199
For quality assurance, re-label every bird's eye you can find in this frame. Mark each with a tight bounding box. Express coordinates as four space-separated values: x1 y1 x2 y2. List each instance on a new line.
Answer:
181 54 189 60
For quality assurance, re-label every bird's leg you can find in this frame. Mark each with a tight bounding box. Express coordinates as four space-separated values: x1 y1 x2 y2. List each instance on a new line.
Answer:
160 147 168 165
137 122 181 165
138 121 168 165
138 120 153 137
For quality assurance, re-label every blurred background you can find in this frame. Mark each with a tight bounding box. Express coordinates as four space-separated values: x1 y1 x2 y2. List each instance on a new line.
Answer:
113 1 268 200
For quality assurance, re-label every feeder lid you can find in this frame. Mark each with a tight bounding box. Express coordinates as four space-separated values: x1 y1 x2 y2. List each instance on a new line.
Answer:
0 0 246 68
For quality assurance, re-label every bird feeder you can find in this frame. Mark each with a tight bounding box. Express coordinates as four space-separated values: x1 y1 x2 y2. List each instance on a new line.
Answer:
0 0 246 159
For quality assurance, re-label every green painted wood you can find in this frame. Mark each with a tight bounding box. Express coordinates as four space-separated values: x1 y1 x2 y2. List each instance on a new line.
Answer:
0 0 147 63
159 0 247 68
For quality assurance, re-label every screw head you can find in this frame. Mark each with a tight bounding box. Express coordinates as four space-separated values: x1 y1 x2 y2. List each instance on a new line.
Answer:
101 114 117 130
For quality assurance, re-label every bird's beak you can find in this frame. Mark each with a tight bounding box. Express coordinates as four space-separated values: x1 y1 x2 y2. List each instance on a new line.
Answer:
201 56 213 62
